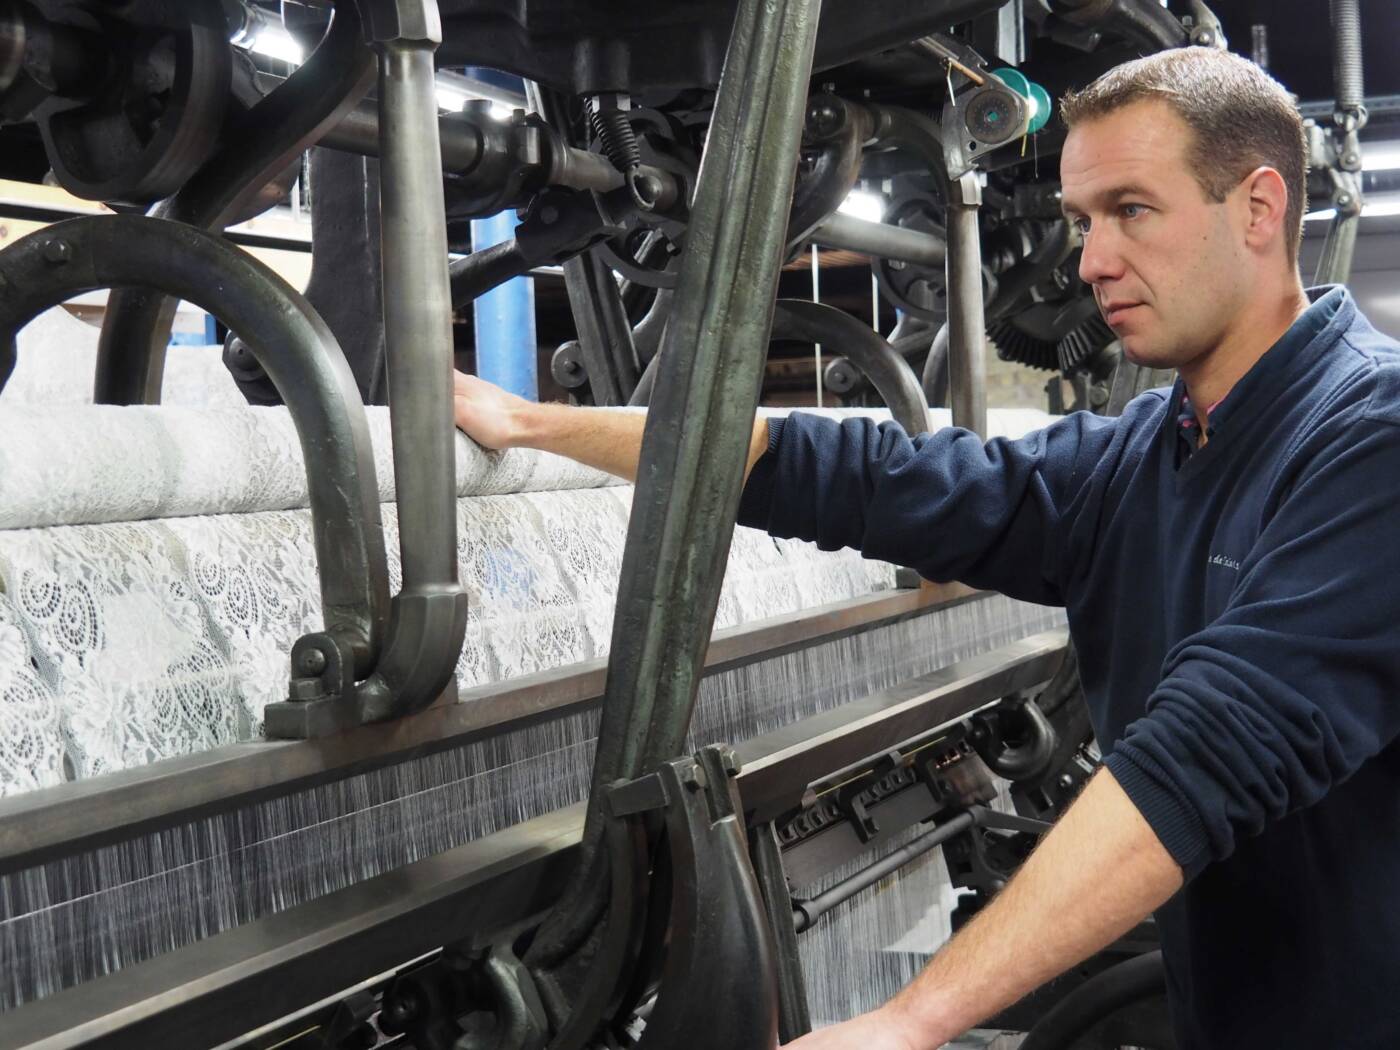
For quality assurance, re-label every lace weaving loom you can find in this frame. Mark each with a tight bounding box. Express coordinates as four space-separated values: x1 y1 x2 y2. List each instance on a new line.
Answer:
0 308 1074 1045
0 0 1193 1039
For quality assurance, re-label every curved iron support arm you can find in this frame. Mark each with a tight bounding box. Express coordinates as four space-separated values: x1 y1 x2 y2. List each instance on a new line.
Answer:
771 300 931 434
0 216 389 673
786 96 870 254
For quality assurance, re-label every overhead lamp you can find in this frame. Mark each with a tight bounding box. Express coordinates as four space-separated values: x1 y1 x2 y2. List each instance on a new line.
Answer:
838 190 887 223
247 26 304 65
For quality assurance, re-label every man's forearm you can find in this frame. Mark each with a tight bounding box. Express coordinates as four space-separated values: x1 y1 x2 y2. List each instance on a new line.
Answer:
885 769 1183 1047
509 401 771 484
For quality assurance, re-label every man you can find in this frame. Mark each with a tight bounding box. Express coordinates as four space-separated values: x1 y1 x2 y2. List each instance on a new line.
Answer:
453 48 1400 1049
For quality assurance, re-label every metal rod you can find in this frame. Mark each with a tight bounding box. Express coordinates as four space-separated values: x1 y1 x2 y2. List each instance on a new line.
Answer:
812 244 823 407
530 0 828 975
377 41 457 590
562 250 640 404
321 95 665 197
791 811 975 932
945 172 988 437
751 822 814 1041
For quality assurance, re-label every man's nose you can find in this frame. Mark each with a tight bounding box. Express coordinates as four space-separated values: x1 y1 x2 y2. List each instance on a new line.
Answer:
1078 225 1127 287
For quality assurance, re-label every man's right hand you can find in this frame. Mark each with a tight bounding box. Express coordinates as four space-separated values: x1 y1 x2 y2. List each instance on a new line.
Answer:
453 370 532 450
450 370 772 486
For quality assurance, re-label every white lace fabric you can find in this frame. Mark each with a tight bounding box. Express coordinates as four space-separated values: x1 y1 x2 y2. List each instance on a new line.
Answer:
0 308 1058 797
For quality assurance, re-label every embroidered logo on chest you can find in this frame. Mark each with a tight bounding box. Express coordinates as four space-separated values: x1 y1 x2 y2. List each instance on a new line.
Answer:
1208 554 1241 571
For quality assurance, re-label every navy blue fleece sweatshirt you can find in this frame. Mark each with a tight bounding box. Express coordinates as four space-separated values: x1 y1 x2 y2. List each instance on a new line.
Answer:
738 287 1400 1048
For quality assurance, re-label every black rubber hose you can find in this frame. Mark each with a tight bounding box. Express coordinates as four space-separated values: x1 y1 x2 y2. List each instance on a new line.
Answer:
1331 0 1364 113
1020 951 1168 1050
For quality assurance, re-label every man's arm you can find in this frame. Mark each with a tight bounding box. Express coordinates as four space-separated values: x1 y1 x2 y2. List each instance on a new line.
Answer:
787 768 1183 1049
452 371 771 483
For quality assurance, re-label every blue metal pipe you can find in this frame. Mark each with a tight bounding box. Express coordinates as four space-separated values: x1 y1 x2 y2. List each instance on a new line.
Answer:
470 211 538 399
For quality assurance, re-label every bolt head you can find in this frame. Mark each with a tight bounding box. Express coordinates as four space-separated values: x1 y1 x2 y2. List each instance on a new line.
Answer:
43 239 71 265
540 205 560 224
681 764 708 792
297 647 327 676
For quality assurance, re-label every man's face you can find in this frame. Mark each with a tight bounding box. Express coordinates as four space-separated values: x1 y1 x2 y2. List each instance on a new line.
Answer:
1060 100 1250 371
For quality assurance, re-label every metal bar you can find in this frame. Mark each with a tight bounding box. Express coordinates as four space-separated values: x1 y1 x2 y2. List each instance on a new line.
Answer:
0 588 976 875
93 4 374 405
349 20 470 721
375 39 457 598
0 631 1065 1050
449 238 532 309
322 96 663 197
811 211 947 267
945 172 988 437
791 811 975 932
771 299 931 434
751 822 814 1042
528 0 825 966
1315 210 1361 284
562 250 640 404
736 629 1069 823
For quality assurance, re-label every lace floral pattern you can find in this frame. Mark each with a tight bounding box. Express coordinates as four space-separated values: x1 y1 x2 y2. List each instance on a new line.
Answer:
0 485 900 794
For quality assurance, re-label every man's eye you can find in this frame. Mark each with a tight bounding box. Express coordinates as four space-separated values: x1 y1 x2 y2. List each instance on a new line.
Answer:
1120 203 1145 219
1072 216 1091 234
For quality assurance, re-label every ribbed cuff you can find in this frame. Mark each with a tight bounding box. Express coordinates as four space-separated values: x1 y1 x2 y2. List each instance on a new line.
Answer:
736 417 786 530
1103 746 1211 879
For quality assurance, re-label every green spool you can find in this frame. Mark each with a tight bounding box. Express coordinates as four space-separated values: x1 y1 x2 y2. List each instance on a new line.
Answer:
992 67 1052 135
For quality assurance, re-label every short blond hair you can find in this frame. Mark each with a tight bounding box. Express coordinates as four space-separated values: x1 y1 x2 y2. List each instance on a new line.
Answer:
1060 47 1308 258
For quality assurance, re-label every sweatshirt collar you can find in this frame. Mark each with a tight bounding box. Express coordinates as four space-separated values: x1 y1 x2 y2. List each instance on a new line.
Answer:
1168 285 1352 445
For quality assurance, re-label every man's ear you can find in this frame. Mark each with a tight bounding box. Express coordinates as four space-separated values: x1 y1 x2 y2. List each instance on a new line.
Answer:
1239 165 1290 254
